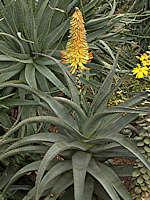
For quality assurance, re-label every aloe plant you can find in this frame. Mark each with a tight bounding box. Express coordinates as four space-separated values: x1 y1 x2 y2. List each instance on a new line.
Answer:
0 0 145 91
0 60 150 200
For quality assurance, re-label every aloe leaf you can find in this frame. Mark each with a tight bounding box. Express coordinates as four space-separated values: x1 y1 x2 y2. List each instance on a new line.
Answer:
25 63 37 89
0 55 33 63
89 57 117 115
57 62 80 106
94 149 135 160
0 0 18 35
0 32 25 53
0 138 18 149
0 145 48 161
3 161 41 194
84 0 99 13
6 132 68 151
54 97 87 123
72 151 91 200
35 0 49 27
87 159 120 200
34 63 69 96
96 113 138 137
67 0 79 13
38 160 72 199
90 142 120 153
96 91 150 130
94 182 113 200
119 91 149 107
0 68 24 83
88 133 150 171
22 187 36 200
0 83 79 131
98 40 116 60
1 115 84 139
0 41 29 59
44 19 70 49
113 166 134 177
0 111 12 129
35 57 56 65
97 163 131 200
35 141 88 200
60 187 74 200
86 15 114 29
20 105 38 136
87 23 117 42
36 70 49 92
37 0 60 41
50 171 73 198
108 0 116 16
0 62 24 73
23 177 60 200
33 53 80 105
2 99 40 107
0 166 17 190
80 94 89 115
84 175 94 200
83 107 148 136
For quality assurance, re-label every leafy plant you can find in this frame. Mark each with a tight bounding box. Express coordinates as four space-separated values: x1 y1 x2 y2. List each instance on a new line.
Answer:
0 60 150 200
0 0 146 92
131 111 150 200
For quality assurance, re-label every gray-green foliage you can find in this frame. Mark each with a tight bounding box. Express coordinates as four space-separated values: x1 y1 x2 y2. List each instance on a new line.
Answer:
0 1 150 200
0 0 148 91
0 60 150 200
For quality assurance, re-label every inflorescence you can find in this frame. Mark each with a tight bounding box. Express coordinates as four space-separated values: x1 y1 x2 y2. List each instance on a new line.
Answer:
62 7 93 75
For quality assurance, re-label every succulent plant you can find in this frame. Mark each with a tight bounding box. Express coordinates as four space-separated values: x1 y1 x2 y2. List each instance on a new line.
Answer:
0 61 150 200
131 111 150 200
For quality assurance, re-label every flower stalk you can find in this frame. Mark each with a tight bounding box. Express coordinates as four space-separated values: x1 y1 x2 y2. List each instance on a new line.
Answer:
62 7 93 75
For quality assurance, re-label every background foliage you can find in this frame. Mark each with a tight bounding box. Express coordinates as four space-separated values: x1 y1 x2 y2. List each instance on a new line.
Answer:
0 0 150 200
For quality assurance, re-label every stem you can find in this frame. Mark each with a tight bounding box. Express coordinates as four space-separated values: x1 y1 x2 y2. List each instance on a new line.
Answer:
75 68 82 94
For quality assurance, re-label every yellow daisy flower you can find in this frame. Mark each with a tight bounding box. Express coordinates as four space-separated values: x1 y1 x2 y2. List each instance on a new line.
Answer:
132 64 148 78
62 7 93 74
142 59 150 66
140 53 149 61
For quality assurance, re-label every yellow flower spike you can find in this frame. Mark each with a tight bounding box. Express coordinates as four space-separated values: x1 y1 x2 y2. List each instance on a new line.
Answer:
132 63 148 79
61 7 93 74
